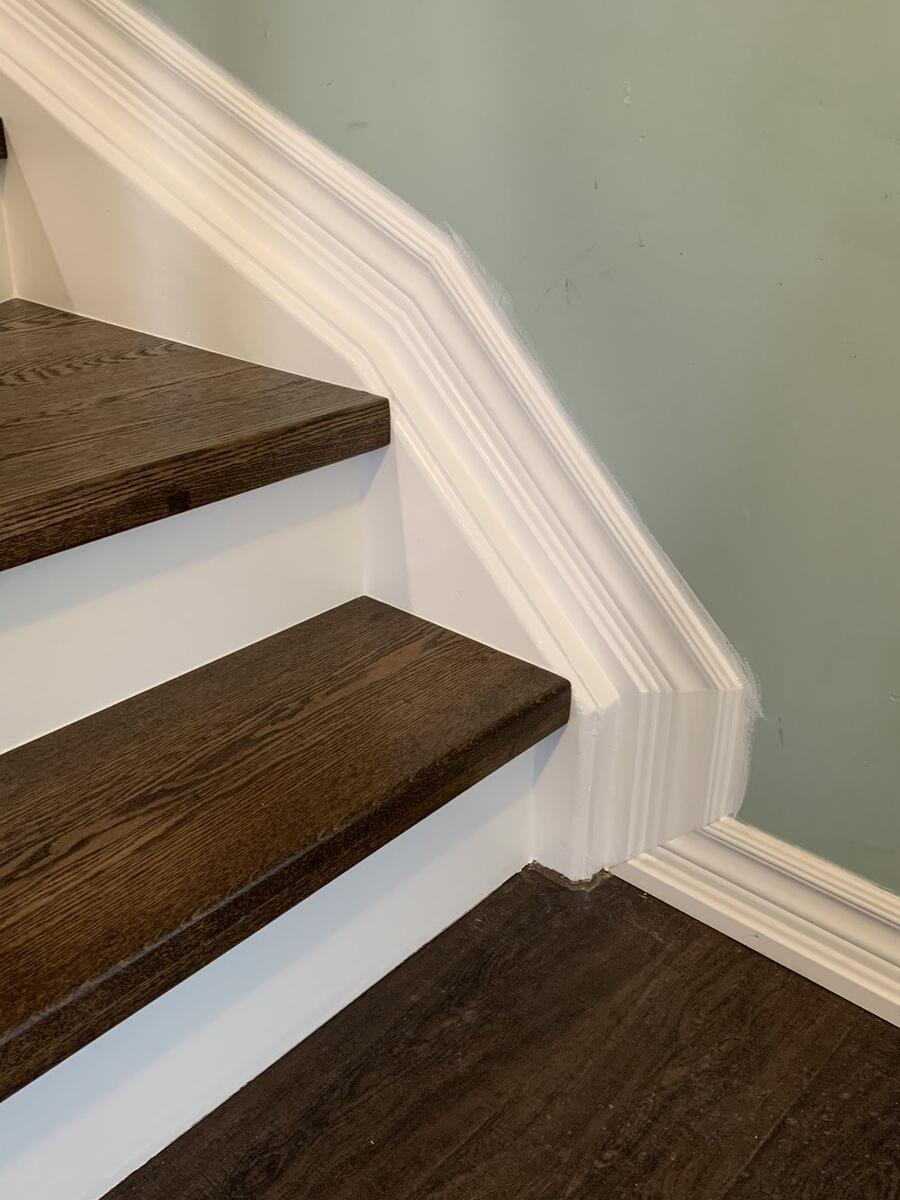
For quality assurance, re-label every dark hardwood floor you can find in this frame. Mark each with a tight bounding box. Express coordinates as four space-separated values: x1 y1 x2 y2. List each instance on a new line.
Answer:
0 300 389 569
0 598 569 1101
108 869 899 1200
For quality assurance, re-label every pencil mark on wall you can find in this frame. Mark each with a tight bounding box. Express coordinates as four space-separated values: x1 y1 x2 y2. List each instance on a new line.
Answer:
532 244 597 318
777 717 785 748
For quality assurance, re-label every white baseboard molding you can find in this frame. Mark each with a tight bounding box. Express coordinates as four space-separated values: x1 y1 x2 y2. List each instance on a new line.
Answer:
613 816 900 1026
0 751 536 1200
0 0 755 878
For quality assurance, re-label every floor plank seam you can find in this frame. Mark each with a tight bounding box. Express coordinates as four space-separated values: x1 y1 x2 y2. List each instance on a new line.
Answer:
715 1008 865 1199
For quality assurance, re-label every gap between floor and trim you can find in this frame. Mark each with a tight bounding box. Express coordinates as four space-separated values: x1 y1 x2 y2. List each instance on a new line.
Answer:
527 861 608 893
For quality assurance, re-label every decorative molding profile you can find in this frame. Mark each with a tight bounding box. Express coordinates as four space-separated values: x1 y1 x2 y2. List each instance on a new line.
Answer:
614 817 900 1025
0 0 754 877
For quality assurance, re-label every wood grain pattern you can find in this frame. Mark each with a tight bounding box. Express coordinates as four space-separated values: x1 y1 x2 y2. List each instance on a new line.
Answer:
108 870 899 1200
0 300 389 568
0 597 570 1100
723 1015 900 1199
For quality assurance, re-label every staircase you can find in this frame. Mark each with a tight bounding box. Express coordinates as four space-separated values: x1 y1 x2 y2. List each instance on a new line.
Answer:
0 298 570 1168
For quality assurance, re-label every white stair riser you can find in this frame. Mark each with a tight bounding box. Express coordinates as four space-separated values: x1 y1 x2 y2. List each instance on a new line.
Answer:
1 455 379 751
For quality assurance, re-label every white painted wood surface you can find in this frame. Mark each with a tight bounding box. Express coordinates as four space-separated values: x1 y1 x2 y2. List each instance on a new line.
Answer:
0 177 12 300
0 458 376 751
614 816 900 1026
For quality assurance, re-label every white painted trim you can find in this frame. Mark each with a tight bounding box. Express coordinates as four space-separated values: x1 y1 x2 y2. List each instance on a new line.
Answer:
0 0 754 875
612 817 900 1026
0 173 12 300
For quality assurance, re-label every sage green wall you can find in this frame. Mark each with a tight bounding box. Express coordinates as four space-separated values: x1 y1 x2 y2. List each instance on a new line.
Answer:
143 0 900 892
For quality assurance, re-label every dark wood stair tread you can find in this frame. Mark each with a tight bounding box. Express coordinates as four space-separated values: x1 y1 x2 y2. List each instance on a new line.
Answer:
0 597 570 1099
0 300 389 569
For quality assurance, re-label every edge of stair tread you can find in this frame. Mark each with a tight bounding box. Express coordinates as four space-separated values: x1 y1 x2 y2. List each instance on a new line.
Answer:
0 300 391 569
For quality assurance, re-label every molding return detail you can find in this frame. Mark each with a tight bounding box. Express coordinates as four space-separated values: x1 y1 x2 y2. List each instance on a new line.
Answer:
613 817 900 1026
0 0 754 876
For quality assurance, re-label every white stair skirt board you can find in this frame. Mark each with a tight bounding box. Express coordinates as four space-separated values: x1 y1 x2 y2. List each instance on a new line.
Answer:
0 0 754 880
0 196 12 300
0 749 539 1200
613 817 900 1027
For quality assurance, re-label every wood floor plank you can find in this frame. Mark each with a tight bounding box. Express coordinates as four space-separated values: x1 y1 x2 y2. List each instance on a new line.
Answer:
723 1014 900 1199
0 598 570 1100
107 871 896 1200
0 299 389 568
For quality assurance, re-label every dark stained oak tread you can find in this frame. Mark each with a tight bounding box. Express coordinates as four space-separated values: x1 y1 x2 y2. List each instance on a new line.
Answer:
0 300 389 569
105 871 900 1200
0 597 570 1100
